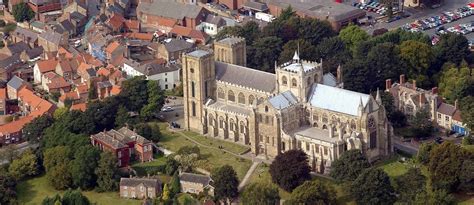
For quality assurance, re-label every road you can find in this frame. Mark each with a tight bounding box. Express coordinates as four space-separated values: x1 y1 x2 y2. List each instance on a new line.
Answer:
393 139 419 155
0 142 39 165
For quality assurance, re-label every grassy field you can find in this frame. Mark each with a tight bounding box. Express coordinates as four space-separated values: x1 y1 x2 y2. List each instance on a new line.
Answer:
156 123 252 180
182 131 250 154
17 175 141 205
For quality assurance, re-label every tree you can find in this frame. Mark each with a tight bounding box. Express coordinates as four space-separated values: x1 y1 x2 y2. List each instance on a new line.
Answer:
399 40 434 82
43 146 72 171
176 146 201 156
53 107 69 120
339 25 370 52
286 180 336 205
394 168 426 203
70 146 100 189
380 92 406 127
95 152 119 192
165 157 179 175
23 114 53 142
0 173 17 204
241 182 279 205
12 3 34 22
48 162 73 190
366 42 404 91
278 39 315 63
416 142 438 165
459 158 474 192
428 142 467 192
350 168 396 205
247 36 283 73
42 194 61 205
438 67 473 104
314 36 351 73
169 171 181 197
330 150 370 182
435 33 470 65
297 18 335 45
174 153 198 172
409 108 434 139
212 165 239 201
8 149 39 180
88 82 97 100
460 96 474 131
269 150 311 191
162 183 171 202
62 190 91 205
115 105 130 128
0 144 19 163
120 76 148 111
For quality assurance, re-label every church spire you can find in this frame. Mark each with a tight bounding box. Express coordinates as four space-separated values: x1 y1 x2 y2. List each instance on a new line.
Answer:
358 97 364 116
292 50 300 62
376 88 382 104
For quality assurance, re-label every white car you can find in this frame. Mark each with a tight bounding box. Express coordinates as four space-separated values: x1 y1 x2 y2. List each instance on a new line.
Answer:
162 106 174 112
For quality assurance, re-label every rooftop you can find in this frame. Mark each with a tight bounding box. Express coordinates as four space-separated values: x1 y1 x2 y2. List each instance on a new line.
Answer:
120 177 160 187
295 126 339 143
7 76 25 90
163 39 195 53
309 84 371 116
215 61 276 93
137 0 204 20
268 91 298 110
179 172 212 186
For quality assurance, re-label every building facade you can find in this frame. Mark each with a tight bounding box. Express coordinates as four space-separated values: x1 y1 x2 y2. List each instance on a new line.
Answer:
119 177 161 199
182 37 393 173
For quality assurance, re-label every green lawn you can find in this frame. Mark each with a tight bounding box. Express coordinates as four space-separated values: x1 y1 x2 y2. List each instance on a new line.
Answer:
182 131 250 154
156 123 252 180
17 175 141 205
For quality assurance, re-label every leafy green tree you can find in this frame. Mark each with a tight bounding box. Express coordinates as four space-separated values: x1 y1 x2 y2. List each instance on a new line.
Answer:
394 168 426 203
429 142 467 192
367 42 404 91
215 21 260 45
85 97 120 132
53 107 69 120
314 36 351 73
438 67 473 103
414 189 456 205
297 18 335 45
278 39 315 63
435 33 470 65
162 183 170 201
176 146 200 156
409 108 434 139
115 105 130 128
339 25 370 52
269 150 311 191
43 146 72 171
120 76 149 111
165 157 179 175
42 194 61 205
416 142 438 165
48 162 73 190
350 168 396 205
95 152 119 192
88 83 97 100
212 165 239 201
459 158 474 192
0 173 17 204
12 3 34 22
380 92 406 127
286 180 336 205
399 40 434 82
8 149 39 180
330 150 370 182
169 171 181 197
70 146 100 189
0 144 19 163
62 190 91 205
173 153 198 172
241 182 280 205
23 114 53 142
460 96 474 131
248 36 283 73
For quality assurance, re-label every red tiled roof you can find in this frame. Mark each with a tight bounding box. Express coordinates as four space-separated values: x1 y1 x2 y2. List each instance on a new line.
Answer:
111 85 121 95
97 67 111 77
76 84 88 94
123 32 154 41
59 91 80 102
158 18 177 28
47 76 70 89
108 14 125 30
189 29 208 41
0 116 34 136
0 88 6 99
105 41 121 54
36 59 58 73
170 25 192 36
124 19 140 30
70 103 87 112
17 87 54 117
58 47 74 59
453 110 462 122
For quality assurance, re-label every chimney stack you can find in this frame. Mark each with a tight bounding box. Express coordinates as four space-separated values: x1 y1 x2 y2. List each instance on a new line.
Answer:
336 65 342 84
385 79 392 90
419 94 423 107
432 87 438 94
412 80 417 90
400 74 405 84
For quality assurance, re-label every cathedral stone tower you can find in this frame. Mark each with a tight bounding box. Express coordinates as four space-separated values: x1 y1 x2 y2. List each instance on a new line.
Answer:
182 50 215 134
214 37 246 66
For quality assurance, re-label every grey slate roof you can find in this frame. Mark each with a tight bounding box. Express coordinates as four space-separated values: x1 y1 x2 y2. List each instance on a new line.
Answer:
217 37 243 45
322 73 337 87
26 46 44 59
187 50 210 58
179 173 212 186
136 63 180 76
437 102 456 116
243 1 268 11
215 61 275 93
117 127 150 144
12 27 39 42
60 20 75 32
97 81 112 88
0 54 22 70
5 42 30 54
164 39 195 53
91 132 127 149
205 15 225 26
70 12 86 22
269 91 298 110
309 84 371 116
39 30 63 45
120 177 160 187
137 0 203 19
296 126 338 143
7 75 25 90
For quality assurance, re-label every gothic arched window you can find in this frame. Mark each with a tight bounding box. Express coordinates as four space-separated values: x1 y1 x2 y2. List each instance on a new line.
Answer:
228 90 235 102
218 88 225 99
248 95 255 105
282 76 288 85
238 93 245 104
292 78 297 87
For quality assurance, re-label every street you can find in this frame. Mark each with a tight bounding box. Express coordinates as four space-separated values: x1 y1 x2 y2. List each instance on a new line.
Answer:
0 142 38 165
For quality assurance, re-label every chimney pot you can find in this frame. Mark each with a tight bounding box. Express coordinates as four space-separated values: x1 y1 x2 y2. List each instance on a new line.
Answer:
432 87 438 94
413 80 417 90
400 74 405 84
385 79 392 90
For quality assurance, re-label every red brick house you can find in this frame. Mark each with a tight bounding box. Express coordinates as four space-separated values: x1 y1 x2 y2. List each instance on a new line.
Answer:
90 127 153 167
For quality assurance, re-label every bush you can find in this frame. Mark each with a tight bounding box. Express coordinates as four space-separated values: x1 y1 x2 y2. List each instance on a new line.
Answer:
462 136 473 145
0 20 5 27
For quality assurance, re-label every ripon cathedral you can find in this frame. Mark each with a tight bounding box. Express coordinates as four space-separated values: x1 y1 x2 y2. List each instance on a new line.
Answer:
182 37 393 173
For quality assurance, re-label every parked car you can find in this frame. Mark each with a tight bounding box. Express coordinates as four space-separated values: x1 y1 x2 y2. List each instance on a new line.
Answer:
171 122 181 128
162 106 174 112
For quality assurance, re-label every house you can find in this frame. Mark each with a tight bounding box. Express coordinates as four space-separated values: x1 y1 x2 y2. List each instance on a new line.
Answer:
0 54 23 81
90 127 153 167
33 58 58 83
77 63 97 85
63 0 87 16
96 80 113 99
38 30 68 52
137 0 209 33
169 25 209 44
123 59 180 90
7 75 26 100
105 41 127 64
0 88 6 115
197 15 226 36
28 0 62 14
9 27 39 48
124 19 140 32
70 102 87 112
55 58 74 79
19 46 44 62
119 177 161 199
157 39 194 62
386 74 469 135
41 72 71 94
179 172 214 196
0 87 55 145
0 41 30 57
107 13 126 32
